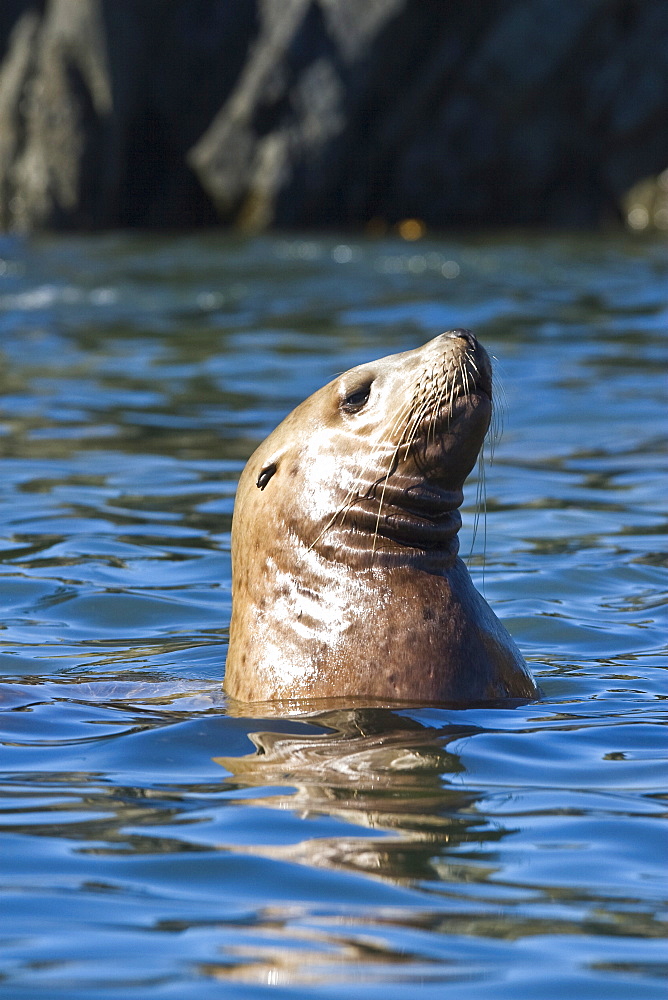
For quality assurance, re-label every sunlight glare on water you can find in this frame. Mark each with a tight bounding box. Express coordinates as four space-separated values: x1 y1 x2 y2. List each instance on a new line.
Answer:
0 231 666 999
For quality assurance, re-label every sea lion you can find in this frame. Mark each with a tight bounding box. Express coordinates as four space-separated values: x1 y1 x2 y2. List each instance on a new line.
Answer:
225 330 537 705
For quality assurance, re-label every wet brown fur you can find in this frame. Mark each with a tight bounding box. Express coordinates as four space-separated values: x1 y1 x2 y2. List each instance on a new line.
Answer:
225 331 537 705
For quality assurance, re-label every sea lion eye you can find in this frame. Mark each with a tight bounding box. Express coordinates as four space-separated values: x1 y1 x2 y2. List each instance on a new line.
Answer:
341 382 372 413
256 463 277 490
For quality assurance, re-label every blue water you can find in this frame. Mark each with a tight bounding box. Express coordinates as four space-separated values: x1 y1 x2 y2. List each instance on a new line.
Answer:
0 231 666 998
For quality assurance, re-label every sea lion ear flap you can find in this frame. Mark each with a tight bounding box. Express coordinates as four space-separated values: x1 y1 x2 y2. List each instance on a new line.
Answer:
255 445 288 490
256 463 277 490
255 441 293 490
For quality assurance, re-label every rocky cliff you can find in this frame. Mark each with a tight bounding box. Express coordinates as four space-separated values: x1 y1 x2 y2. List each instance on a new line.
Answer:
1 0 667 232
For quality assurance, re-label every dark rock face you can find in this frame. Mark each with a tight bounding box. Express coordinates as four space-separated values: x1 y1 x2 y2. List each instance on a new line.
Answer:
0 0 257 229
1 0 667 232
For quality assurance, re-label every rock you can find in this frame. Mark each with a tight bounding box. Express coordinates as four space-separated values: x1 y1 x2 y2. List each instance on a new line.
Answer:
622 170 668 233
0 11 40 230
0 0 257 230
0 0 667 231
7 0 113 230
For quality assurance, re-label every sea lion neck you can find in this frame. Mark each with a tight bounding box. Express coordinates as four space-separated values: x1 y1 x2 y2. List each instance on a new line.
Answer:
307 471 465 567
312 514 463 572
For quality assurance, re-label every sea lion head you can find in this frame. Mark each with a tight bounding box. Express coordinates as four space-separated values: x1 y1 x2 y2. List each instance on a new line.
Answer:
238 330 492 568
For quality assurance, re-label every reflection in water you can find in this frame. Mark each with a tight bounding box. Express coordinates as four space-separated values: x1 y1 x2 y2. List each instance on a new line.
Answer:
202 699 667 988
218 711 495 885
199 915 471 989
208 708 499 986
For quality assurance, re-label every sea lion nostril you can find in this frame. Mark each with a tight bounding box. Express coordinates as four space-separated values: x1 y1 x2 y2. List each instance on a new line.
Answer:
448 329 477 348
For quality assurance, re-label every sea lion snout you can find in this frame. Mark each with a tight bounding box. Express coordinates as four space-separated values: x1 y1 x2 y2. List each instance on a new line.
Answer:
446 328 477 347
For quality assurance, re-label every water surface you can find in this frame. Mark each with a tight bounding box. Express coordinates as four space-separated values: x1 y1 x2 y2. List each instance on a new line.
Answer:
0 231 666 998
